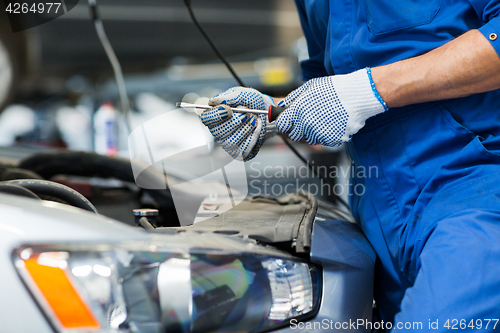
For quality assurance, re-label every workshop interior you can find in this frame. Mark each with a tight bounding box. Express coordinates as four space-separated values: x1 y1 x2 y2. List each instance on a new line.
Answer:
2 0 483 332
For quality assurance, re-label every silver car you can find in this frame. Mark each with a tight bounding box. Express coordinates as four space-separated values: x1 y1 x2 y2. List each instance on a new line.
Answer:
0 186 375 332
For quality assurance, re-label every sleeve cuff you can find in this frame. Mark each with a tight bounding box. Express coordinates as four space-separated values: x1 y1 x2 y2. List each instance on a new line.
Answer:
478 17 500 57
300 60 329 81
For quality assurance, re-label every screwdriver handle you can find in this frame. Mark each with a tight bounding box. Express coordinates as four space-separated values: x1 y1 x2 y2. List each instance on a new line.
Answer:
268 106 286 122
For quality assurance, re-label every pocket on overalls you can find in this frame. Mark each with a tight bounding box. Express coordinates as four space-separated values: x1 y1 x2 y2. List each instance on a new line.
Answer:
361 0 440 35
440 104 500 161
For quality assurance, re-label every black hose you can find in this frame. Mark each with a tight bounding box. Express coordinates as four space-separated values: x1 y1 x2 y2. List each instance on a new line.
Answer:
3 179 98 214
19 151 176 210
0 184 40 200
183 0 245 87
20 151 135 182
0 167 43 181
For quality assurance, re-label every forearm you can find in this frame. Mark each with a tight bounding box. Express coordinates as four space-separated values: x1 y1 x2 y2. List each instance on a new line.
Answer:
371 29 500 108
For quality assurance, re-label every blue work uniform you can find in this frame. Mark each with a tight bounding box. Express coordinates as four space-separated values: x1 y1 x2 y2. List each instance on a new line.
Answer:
295 0 500 330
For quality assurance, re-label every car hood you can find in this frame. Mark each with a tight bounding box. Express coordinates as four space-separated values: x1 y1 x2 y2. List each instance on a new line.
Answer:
0 193 294 258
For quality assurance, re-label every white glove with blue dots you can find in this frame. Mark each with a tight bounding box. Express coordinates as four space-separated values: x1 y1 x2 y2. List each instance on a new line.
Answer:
277 68 388 146
200 68 387 160
200 87 277 161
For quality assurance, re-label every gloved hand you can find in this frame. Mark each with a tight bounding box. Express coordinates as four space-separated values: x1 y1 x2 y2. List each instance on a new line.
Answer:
200 87 277 161
276 68 388 146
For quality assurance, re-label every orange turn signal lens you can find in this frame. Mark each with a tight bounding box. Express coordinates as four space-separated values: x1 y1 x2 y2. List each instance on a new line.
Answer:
23 254 100 330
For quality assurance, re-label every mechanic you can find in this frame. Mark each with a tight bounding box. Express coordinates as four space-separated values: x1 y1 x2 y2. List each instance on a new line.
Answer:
199 0 500 331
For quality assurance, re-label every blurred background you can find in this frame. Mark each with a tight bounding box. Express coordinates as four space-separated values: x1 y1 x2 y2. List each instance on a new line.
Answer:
0 0 348 224
0 0 307 150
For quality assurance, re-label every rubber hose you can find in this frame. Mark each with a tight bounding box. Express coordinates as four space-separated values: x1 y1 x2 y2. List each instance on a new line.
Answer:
3 179 98 214
0 184 40 200
19 151 175 207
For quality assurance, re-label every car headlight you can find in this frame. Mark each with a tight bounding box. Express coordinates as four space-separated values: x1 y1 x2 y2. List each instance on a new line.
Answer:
14 242 320 333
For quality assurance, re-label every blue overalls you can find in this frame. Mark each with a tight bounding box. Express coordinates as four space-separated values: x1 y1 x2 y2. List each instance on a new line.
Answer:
295 0 500 330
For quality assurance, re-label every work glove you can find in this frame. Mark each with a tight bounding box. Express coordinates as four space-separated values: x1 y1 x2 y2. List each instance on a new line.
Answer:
277 68 388 147
200 87 277 161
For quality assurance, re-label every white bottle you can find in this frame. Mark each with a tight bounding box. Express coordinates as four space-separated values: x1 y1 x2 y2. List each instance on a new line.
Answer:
94 102 118 156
